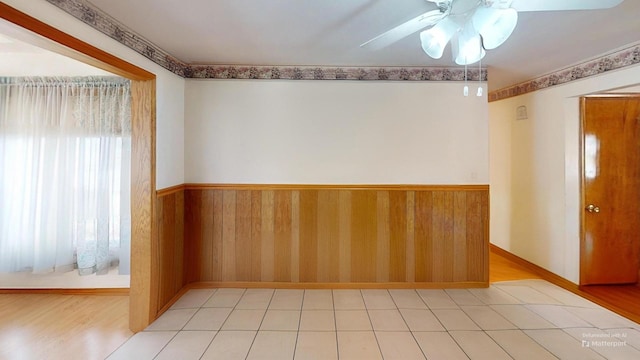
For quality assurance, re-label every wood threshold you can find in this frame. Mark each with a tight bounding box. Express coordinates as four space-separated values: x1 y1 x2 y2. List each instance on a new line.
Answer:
490 244 640 324
185 281 489 290
181 183 489 191
0 288 129 295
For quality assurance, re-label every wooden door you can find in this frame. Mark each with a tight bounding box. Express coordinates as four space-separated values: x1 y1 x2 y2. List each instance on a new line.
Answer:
581 95 640 285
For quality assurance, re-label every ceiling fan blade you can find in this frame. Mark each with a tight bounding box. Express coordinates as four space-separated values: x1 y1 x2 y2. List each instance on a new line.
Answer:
360 9 445 50
510 0 624 12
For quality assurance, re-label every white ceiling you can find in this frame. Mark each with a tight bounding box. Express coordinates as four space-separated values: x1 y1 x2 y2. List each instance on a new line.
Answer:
81 0 640 89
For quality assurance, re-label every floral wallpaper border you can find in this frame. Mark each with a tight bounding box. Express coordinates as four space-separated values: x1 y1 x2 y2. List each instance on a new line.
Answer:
46 0 190 76
45 0 639 93
44 0 485 82
189 65 486 81
489 43 640 102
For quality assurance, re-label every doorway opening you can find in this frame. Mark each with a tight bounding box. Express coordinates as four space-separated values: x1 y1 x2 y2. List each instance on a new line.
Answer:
579 94 640 322
579 94 640 285
0 3 156 332
0 31 131 287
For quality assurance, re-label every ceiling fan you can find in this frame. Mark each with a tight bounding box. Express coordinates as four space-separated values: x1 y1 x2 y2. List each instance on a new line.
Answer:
361 0 625 65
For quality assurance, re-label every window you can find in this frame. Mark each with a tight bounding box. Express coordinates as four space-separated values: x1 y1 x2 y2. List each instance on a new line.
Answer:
0 76 131 275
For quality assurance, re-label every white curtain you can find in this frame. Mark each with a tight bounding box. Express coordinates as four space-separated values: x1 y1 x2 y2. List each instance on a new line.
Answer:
0 77 131 275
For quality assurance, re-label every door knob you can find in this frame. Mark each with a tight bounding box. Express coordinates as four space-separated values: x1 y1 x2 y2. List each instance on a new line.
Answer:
586 204 600 213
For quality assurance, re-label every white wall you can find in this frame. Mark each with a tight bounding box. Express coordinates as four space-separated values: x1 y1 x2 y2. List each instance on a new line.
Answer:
490 65 640 284
186 79 489 185
0 52 112 76
3 0 185 190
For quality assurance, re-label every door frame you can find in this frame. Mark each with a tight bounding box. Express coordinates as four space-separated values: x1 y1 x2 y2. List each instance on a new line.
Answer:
0 3 158 332
579 93 640 285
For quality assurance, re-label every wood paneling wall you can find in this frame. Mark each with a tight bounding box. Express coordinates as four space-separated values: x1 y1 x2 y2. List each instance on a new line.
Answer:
155 187 186 313
184 185 489 286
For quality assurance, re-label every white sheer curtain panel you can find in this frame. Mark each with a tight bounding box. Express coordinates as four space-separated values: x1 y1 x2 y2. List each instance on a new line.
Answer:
0 77 131 275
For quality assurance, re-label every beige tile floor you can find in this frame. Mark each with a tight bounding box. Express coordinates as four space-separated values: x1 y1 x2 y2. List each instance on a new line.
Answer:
107 280 640 360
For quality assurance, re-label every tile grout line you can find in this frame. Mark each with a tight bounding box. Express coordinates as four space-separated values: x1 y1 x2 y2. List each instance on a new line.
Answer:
152 288 220 360
292 289 305 359
244 288 276 360
361 289 388 359
194 288 220 360
491 284 596 359
486 292 566 358
438 288 503 360
413 288 471 358
190 288 245 359
416 288 456 333
132 283 640 360
217 288 247 327
391 289 429 359
149 331 180 360
522 328 583 359
201 288 249 359
476 283 524 305
331 289 340 360
153 291 217 359
504 282 640 356
603 328 640 352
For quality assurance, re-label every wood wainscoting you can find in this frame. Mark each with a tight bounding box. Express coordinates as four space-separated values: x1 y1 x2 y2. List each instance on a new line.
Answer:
155 186 186 315
182 184 489 287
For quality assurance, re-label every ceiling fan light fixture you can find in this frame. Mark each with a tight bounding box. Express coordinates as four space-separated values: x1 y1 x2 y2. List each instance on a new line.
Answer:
472 7 518 50
452 23 485 65
419 17 458 59
364 0 622 66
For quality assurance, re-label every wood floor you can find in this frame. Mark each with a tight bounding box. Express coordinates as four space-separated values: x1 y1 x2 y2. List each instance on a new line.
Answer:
489 249 541 282
0 293 131 360
0 249 637 359
580 283 640 324
490 246 640 324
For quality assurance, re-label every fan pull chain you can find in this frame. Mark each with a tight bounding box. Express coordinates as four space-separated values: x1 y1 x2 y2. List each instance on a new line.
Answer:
477 56 483 97
463 58 469 96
